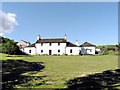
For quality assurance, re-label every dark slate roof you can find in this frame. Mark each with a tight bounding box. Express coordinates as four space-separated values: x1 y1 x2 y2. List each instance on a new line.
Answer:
36 38 67 43
27 43 35 47
67 42 78 47
26 41 77 47
80 42 96 47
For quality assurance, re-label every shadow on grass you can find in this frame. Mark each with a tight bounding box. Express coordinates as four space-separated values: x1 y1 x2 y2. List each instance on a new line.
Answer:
65 69 120 90
2 59 45 89
6 55 33 57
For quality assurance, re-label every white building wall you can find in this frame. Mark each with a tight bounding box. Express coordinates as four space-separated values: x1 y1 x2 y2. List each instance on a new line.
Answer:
36 43 66 55
95 48 101 52
24 47 36 55
23 43 96 55
81 47 95 55
66 47 81 55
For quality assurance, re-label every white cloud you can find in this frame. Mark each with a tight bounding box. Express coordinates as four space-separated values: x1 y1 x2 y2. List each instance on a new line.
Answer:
0 10 18 36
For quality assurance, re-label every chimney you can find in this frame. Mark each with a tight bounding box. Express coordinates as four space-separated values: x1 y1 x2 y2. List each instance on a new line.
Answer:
76 40 78 46
38 35 40 40
65 34 67 40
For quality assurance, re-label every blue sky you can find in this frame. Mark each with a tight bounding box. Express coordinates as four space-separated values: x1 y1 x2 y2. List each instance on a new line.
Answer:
2 2 118 46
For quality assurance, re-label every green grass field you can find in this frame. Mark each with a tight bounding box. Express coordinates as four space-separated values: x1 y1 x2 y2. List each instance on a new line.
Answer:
2 53 119 89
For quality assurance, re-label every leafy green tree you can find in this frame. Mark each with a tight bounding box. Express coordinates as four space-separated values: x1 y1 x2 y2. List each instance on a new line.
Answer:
1 36 24 55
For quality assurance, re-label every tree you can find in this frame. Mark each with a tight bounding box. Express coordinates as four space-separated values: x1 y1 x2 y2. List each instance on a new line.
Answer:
1 36 24 55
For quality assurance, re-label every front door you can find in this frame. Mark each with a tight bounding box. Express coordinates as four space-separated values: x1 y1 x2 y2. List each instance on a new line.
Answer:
49 50 52 55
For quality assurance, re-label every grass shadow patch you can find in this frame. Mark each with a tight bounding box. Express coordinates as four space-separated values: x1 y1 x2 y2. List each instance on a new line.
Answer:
6 55 33 57
65 69 120 90
2 59 45 89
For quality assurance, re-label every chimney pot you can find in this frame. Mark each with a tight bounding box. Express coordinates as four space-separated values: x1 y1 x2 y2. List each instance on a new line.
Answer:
38 35 40 40
76 40 78 46
65 34 67 40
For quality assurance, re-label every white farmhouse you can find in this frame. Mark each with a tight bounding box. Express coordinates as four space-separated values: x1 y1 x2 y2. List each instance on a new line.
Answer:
24 35 96 55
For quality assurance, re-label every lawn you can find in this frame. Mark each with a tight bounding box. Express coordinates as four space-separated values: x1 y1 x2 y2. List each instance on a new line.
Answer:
2 53 118 89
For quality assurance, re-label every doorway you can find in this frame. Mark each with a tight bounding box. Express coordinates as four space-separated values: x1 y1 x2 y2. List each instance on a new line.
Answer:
49 50 52 55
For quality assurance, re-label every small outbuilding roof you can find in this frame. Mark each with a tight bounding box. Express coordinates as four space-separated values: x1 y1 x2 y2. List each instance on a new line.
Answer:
27 43 35 47
80 42 96 47
36 38 67 43
67 42 78 47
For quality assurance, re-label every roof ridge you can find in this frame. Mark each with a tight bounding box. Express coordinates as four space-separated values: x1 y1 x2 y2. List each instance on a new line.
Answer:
36 38 67 43
67 42 78 47
41 38 65 40
80 42 95 47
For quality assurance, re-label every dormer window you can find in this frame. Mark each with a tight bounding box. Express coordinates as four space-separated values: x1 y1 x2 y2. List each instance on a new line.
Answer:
58 43 60 46
41 43 43 46
50 43 52 46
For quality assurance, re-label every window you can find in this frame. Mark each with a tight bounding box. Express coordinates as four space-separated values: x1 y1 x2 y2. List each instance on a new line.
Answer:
58 50 60 53
29 50 31 53
58 43 60 46
41 43 43 46
70 49 72 53
50 43 52 46
90 49 92 52
86 49 92 52
41 50 43 53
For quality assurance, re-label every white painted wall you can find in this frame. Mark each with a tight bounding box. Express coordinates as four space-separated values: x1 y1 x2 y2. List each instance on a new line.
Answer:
95 48 101 52
23 42 96 55
35 43 66 55
24 47 36 55
66 47 81 55
81 47 95 55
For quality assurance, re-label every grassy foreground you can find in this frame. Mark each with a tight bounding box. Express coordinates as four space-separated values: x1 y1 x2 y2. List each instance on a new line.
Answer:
2 53 118 89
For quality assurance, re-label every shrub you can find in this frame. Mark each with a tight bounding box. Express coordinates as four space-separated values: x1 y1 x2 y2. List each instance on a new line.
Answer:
1 36 24 55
